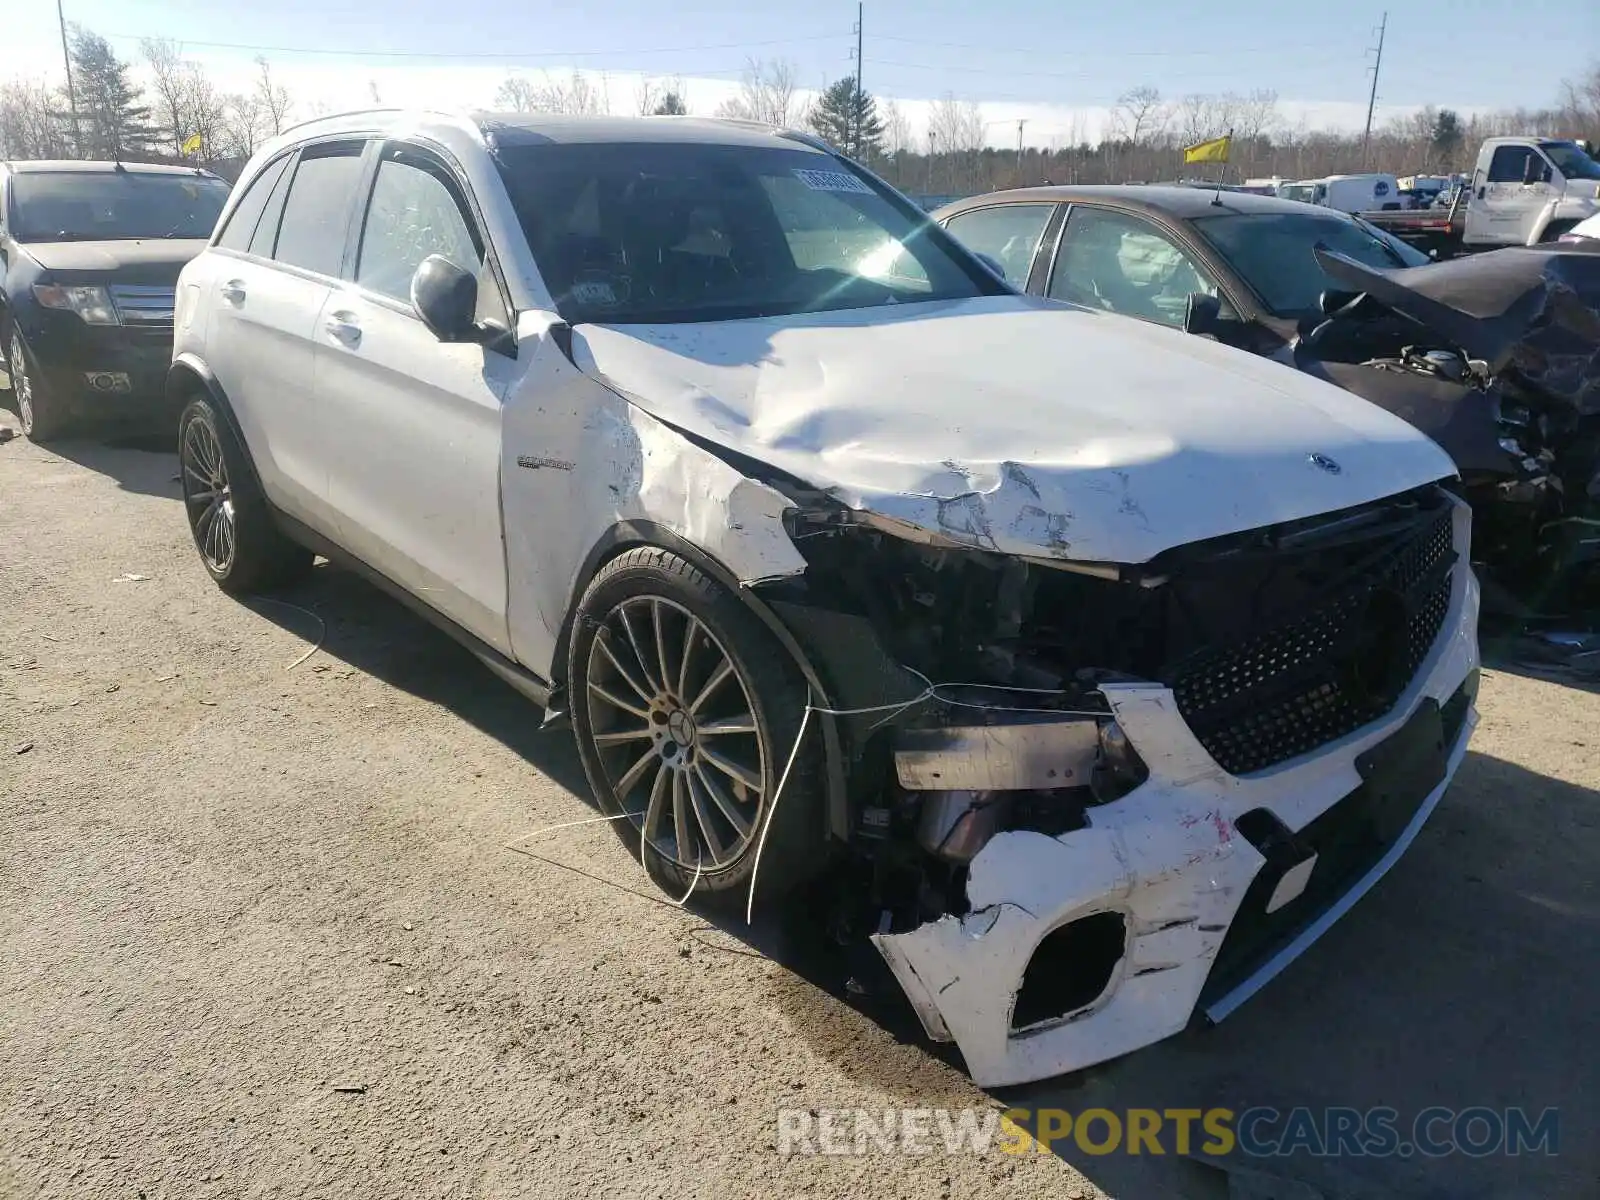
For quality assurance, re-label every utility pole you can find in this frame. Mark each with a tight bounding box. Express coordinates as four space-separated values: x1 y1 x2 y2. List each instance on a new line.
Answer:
57 0 81 154
853 2 864 158
1016 119 1027 175
1362 11 1387 170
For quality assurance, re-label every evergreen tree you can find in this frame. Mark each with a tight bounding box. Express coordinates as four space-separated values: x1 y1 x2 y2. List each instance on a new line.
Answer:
69 27 157 159
806 76 884 160
653 90 688 116
1430 108 1464 170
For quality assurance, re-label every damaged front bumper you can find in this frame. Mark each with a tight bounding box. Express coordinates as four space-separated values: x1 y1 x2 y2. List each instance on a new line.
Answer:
871 508 1481 1088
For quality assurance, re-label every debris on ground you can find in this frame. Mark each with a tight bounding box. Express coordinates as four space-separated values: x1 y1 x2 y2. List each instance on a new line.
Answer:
111 573 150 583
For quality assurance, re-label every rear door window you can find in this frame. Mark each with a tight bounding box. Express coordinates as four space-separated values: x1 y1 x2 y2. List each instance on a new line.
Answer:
272 143 366 277
943 204 1055 286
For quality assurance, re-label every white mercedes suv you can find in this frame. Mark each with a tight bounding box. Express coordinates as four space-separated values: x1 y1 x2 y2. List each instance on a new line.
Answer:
170 110 1479 1086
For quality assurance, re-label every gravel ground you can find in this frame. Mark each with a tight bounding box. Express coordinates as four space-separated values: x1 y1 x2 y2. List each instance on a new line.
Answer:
2 425 1595 1200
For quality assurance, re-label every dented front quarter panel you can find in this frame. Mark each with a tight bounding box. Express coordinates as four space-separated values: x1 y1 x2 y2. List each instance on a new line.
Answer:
873 500 1482 1088
500 312 805 678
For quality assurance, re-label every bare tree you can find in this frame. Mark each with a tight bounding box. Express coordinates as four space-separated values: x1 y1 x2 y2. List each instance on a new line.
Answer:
879 97 911 156
494 71 606 116
714 58 799 127
0 79 71 158
1110 85 1168 145
221 91 263 160
636 75 688 116
494 76 539 113
254 57 292 138
141 38 188 155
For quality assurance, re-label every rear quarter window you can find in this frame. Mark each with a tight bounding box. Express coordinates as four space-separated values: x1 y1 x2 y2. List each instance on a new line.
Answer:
216 155 290 253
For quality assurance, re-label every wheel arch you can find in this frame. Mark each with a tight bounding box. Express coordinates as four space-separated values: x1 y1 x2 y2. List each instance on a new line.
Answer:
555 519 853 843
168 354 267 493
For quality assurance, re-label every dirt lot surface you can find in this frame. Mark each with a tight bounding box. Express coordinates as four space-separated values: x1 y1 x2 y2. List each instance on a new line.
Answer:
2 425 1596 1200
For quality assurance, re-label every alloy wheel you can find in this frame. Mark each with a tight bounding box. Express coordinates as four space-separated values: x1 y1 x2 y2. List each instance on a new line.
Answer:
8 330 34 435
181 413 236 573
584 596 770 871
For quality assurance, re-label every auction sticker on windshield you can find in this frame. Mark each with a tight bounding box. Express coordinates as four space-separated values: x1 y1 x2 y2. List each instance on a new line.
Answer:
793 169 875 195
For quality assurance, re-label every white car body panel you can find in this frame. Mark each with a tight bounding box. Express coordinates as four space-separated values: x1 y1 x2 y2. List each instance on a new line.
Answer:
313 289 517 654
874 499 1480 1087
199 253 337 530
573 296 1456 565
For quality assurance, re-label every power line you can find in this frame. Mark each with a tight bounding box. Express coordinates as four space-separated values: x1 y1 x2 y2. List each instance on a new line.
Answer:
865 56 1351 85
99 30 846 61
873 33 1360 59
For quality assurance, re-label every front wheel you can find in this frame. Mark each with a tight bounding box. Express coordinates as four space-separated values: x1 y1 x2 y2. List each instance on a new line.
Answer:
568 548 826 906
7 325 72 442
178 396 313 593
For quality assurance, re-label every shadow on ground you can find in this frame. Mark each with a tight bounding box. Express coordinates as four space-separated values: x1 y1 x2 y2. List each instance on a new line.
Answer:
247 562 917 1021
250 561 1598 1200
5 428 182 499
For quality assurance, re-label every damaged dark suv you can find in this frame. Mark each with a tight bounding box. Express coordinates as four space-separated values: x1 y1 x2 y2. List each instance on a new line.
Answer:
171 112 1481 1087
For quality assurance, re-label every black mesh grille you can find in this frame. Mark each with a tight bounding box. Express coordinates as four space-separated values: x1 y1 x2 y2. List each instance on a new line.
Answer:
1167 505 1455 776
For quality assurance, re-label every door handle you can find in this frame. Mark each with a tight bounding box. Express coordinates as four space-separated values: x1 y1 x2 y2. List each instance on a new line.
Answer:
1477 186 1486 200
220 280 246 305
324 311 361 346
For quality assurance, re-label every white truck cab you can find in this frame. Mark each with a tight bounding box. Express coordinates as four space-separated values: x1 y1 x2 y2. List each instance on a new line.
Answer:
1462 136 1600 246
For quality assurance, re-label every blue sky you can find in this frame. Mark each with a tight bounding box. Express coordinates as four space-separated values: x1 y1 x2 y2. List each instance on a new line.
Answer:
10 0 1597 143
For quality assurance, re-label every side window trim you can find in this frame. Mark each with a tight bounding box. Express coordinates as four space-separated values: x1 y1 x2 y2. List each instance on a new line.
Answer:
1025 203 1068 294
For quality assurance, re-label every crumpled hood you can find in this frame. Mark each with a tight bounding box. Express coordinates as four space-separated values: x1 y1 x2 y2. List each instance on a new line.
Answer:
572 295 1456 564
1316 246 1600 414
22 238 208 284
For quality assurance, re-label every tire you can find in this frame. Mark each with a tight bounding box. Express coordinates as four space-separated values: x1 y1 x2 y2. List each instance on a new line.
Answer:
568 547 827 906
7 324 73 442
177 395 313 594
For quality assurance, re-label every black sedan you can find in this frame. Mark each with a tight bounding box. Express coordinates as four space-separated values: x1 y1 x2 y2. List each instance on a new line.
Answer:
1 160 231 441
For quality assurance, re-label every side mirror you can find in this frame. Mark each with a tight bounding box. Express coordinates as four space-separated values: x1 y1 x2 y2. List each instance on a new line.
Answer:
1521 156 1546 186
1319 289 1360 316
411 254 479 342
1182 292 1221 336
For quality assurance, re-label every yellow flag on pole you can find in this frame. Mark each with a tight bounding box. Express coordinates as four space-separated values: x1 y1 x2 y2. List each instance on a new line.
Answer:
181 132 203 155
1183 134 1231 165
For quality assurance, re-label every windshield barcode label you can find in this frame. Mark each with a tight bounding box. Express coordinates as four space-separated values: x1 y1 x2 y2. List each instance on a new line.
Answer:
793 169 873 195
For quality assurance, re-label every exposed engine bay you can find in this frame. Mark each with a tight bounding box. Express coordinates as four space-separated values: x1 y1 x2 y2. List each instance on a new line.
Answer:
1298 247 1600 608
756 478 1459 919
